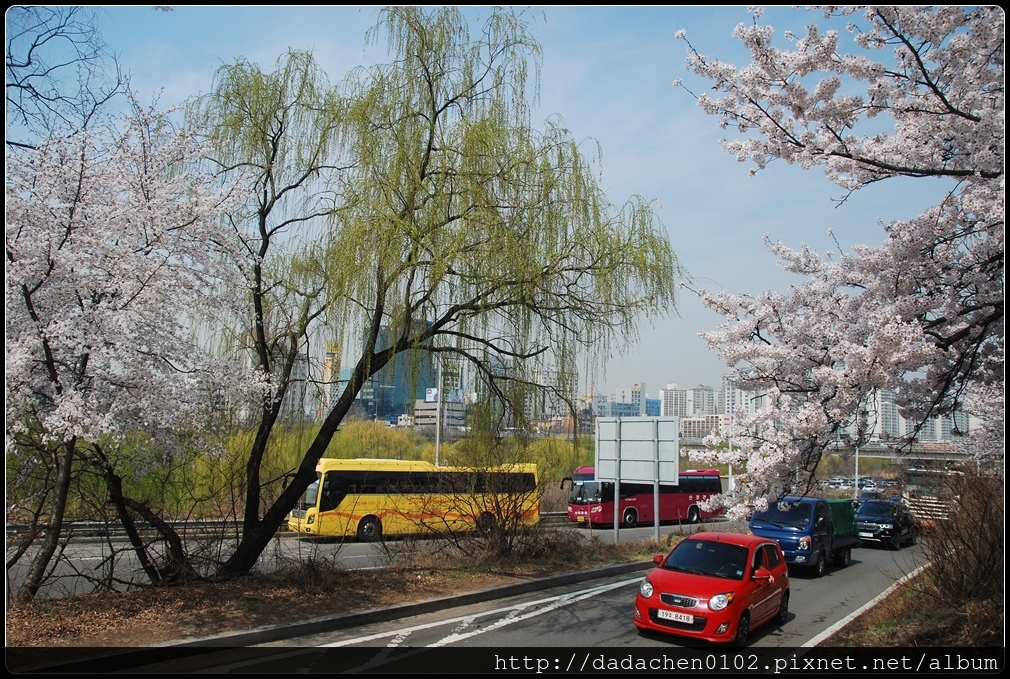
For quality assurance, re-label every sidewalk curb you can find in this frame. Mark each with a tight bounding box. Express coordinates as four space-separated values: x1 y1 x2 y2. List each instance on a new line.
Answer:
172 560 654 648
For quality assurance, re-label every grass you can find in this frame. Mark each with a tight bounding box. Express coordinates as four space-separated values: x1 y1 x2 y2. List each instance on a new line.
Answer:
821 568 1002 647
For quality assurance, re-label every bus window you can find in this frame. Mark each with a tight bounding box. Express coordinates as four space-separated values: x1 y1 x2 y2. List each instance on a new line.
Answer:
320 473 350 511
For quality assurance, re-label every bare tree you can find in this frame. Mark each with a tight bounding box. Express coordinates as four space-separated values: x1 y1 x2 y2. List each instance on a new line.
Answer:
5 5 123 149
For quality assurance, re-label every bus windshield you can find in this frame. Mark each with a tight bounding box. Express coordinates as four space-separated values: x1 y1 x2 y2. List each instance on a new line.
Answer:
302 478 319 509
568 481 602 504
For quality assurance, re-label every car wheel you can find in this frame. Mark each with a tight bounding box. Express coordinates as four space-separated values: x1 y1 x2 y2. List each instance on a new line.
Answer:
808 549 824 573
687 506 701 524
356 515 382 542
732 612 750 648
833 546 852 568
813 552 827 577
776 590 790 625
622 508 637 528
887 536 901 551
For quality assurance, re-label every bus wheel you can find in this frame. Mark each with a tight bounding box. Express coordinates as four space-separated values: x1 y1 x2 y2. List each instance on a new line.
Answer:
357 516 382 542
622 508 637 528
687 506 701 524
476 512 497 536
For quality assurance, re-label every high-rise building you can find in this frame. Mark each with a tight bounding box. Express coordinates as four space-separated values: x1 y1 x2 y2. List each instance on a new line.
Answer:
879 389 901 439
688 384 716 416
660 383 686 417
524 368 578 422
367 322 437 422
614 383 646 415
321 341 342 416
681 415 723 439
278 350 310 421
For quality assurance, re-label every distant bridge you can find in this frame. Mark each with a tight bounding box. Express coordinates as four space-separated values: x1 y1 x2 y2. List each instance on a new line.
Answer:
679 437 966 465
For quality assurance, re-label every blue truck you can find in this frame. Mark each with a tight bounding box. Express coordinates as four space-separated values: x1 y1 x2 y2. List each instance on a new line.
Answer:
748 496 859 577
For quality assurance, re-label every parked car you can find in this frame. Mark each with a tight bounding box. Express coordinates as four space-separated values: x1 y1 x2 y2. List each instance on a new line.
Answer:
855 500 918 550
633 532 789 647
853 491 884 509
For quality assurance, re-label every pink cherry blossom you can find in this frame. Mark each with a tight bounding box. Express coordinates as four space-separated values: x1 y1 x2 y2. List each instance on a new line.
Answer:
678 6 1003 514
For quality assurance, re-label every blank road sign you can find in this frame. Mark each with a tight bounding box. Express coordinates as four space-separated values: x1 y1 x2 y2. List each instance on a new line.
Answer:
595 416 680 484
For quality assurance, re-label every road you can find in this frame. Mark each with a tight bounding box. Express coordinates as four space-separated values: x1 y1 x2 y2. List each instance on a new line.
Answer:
105 540 926 673
4 519 738 599
260 542 921 649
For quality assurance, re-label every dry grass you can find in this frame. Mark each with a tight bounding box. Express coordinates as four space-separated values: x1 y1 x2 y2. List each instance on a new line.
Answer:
822 567 1003 647
6 565 521 647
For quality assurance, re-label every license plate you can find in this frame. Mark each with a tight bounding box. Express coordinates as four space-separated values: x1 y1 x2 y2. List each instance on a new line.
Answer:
577 516 585 522
859 532 874 538
657 609 693 624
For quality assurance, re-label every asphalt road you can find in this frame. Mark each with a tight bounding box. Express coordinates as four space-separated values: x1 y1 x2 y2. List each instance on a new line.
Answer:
8 529 928 674
5 518 738 599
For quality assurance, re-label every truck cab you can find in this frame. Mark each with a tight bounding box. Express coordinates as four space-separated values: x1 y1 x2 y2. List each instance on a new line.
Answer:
749 496 858 577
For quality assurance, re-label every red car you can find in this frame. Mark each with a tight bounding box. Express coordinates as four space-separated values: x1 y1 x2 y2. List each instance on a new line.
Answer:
633 532 789 646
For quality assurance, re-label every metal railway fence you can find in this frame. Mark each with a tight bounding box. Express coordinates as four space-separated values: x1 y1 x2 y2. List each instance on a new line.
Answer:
6 512 571 541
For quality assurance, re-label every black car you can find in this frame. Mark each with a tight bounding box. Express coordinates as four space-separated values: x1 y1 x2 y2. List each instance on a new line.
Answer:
852 491 883 510
855 500 918 550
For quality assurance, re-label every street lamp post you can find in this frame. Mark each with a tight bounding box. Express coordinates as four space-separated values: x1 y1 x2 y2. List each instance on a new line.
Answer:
854 407 869 500
728 392 735 492
434 357 442 467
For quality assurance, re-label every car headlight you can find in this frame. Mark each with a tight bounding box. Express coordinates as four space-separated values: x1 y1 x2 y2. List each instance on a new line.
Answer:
798 536 810 550
639 578 654 598
879 523 893 530
709 592 735 611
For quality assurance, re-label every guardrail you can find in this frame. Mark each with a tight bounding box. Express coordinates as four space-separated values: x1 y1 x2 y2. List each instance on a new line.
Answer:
6 512 571 539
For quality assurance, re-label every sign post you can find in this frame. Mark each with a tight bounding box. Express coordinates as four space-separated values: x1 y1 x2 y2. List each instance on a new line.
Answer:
595 416 680 544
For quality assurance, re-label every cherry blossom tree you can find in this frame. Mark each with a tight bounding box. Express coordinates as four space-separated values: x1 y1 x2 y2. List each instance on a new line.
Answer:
5 99 251 601
676 6 1004 516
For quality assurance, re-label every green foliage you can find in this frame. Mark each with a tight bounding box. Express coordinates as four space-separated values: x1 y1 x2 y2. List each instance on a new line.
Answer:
322 420 427 460
524 438 585 485
818 454 897 481
183 5 681 577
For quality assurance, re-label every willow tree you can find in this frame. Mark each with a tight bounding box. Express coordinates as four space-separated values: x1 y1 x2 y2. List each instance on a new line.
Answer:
215 6 680 576
189 49 348 543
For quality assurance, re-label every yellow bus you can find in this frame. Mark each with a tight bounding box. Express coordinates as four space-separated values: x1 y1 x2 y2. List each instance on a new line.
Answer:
287 458 539 540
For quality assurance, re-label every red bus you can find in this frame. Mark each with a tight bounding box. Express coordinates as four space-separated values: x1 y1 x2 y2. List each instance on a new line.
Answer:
562 467 723 527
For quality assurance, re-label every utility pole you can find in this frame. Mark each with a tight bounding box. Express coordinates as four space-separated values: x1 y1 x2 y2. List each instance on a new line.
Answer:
434 357 442 467
728 379 735 492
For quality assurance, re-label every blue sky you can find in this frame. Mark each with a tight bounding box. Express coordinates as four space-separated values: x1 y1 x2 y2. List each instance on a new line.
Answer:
92 6 937 398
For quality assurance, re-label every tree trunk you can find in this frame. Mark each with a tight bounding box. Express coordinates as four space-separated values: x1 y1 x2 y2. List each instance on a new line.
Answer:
101 461 163 585
16 439 75 603
218 353 378 577
98 451 193 585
